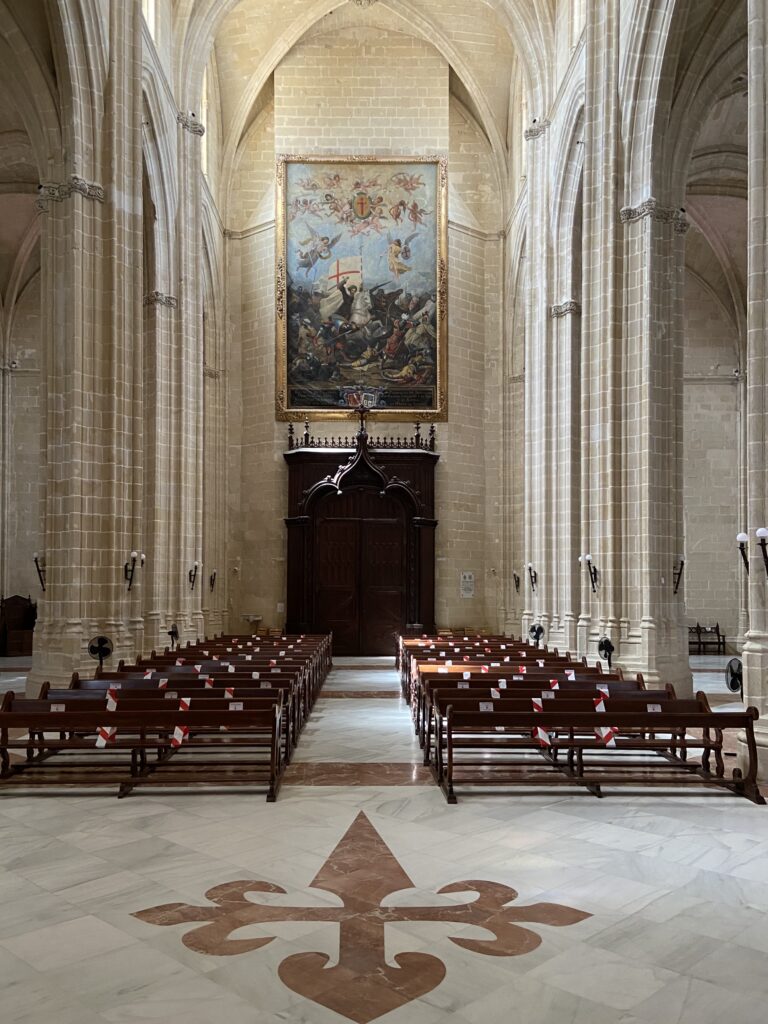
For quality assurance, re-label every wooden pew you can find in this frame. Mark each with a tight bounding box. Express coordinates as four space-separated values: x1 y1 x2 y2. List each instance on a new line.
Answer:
436 695 764 805
46 680 298 762
0 694 284 800
422 680 673 766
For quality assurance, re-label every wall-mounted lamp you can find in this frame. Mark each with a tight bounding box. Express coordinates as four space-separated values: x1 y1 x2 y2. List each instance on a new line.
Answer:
757 528 768 578
32 552 46 592
512 571 520 594
209 569 217 592
585 554 599 593
527 562 537 592
737 532 750 575
673 556 685 594
189 560 199 590
124 551 138 590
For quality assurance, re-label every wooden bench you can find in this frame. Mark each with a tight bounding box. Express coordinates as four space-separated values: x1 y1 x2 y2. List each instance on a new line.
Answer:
47 680 298 762
688 623 726 655
435 695 763 805
0 696 284 800
422 681 673 766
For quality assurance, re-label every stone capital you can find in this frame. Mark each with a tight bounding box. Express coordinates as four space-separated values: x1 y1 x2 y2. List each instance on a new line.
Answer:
177 112 206 136
620 197 689 233
524 120 550 141
550 300 582 319
36 175 105 210
143 291 178 309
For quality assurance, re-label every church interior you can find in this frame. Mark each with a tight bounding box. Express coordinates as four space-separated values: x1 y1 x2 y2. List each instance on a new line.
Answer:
1 0 768 1021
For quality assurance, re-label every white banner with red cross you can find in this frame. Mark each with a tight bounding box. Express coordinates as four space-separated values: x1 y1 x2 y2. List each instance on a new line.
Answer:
531 697 552 747
95 689 120 747
171 697 192 748
593 696 618 747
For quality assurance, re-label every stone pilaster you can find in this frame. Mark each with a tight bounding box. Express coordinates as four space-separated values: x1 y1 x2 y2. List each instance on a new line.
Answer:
580 0 621 663
620 197 691 693
172 107 206 642
29 2 143 690
523 120 552 643
739 0 768 778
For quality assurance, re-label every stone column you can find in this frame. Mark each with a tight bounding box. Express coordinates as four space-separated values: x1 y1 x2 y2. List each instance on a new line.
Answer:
550 299 582 656
142 289 178 652
522 119 552 642
172 111 206 642
619 197 690 692
579 0 621 663
29 2 143 689
740 0 768 777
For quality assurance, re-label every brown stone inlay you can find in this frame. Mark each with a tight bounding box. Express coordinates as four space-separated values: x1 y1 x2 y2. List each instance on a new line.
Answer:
134 812 591 1023
284 762 432 785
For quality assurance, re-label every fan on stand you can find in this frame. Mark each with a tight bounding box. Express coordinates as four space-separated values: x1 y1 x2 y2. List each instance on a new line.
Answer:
88 635 114 673
528 624 545 648
598 636 615 670
725 658 743 701
167 623 179 652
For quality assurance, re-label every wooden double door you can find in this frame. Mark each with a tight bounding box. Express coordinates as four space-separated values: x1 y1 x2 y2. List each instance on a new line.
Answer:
313 489 407 655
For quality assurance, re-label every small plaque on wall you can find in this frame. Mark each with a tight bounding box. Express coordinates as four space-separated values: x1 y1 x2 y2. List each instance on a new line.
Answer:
460 571 475 599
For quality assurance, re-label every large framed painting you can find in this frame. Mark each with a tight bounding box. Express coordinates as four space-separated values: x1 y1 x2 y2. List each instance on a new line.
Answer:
275 155 447 421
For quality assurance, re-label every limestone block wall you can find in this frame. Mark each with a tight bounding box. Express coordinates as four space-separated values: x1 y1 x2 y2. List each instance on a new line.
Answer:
2 275 44 598
682 271 742 644
225 22 504 631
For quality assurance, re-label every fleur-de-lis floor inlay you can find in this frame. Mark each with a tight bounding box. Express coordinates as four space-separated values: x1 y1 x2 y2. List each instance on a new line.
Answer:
134 812 591 1022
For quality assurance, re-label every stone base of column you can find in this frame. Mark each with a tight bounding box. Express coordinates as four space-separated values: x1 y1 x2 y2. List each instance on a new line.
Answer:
737 632 768 782
736 724 768 786
576 614 591 661
27 618 136 695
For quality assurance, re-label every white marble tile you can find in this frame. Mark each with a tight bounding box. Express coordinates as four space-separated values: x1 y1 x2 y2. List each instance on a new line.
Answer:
0 914 138 970
527 944 677 1011
628 974 767 1024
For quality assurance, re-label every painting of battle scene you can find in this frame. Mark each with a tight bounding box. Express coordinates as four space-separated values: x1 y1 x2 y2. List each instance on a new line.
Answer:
276 156 447 420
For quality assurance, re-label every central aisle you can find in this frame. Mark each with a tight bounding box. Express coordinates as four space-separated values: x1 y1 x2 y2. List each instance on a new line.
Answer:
285 656 429 782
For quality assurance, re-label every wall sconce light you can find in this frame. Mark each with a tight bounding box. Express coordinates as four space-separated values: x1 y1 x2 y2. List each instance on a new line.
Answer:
512 571 520 594
527 562 537 592
189 560 199 590
673 556 685 594
209 569 217 592
585 554 599 593
757 528 768 578
32 552 46 592
124 551 138 590
123 552 145 591
737 533 749 575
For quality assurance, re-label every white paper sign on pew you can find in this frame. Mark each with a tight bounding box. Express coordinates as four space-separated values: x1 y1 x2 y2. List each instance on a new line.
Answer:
479 701 494 712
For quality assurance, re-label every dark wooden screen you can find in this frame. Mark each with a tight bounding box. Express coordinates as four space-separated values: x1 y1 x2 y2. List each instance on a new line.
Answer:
284 445 438 655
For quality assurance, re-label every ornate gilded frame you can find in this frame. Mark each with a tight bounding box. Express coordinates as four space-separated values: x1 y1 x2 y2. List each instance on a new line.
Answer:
275 154 448 422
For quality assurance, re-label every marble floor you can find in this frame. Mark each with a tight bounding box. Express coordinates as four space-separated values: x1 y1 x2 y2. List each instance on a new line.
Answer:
1 656 768 1023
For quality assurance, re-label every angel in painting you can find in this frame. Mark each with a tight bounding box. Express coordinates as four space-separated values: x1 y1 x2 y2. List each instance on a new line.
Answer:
391 171 425 193
296 225 341 277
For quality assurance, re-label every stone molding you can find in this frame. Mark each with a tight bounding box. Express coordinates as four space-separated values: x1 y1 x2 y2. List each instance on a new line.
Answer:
351 0 379 6
203 364 221 379
36 175 105 210
550 300 582 319
524 120 550 140
619 197 689 234
143 291 178 309
177 112 206 136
